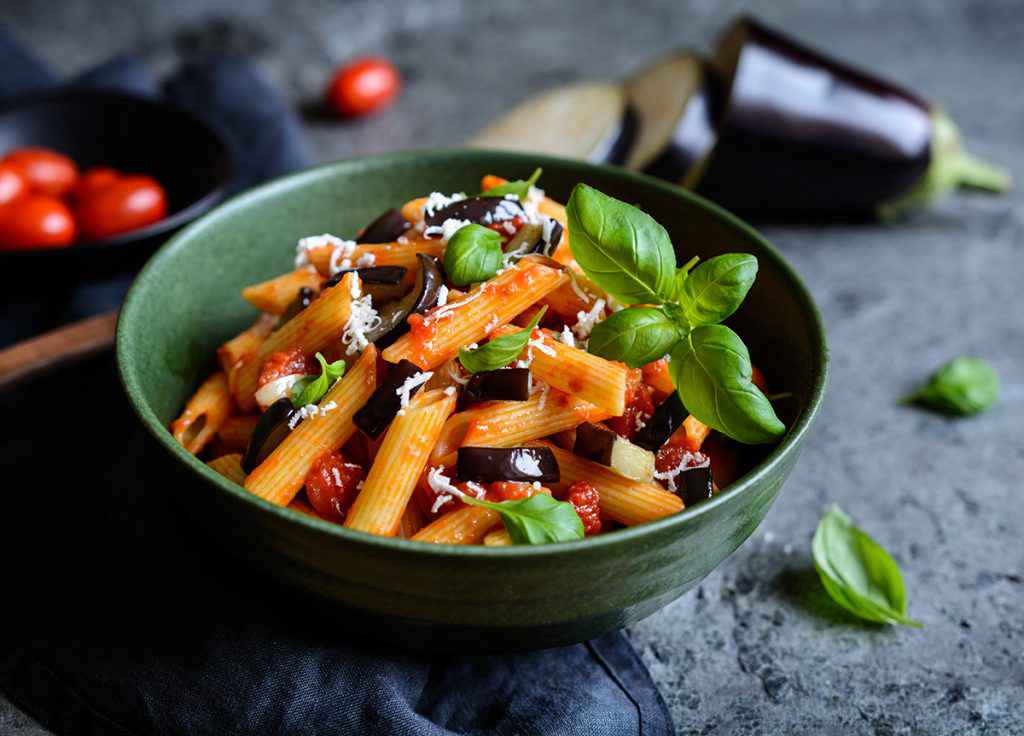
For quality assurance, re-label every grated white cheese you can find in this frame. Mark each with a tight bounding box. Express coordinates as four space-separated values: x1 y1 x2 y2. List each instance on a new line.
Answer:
537 381 549 410
529 334 556 357
634 413 647 433
422 191 467 218
355 252 376 267
484 314 499 334
541 216 559 250
653 451 710 492
319 401 337 415
295 233 351 269
397 235 409 245
559 325 576 348
427 465 464 513
443 386 457 397
288 402 332 429
331 467 343 487
426 289 484 324
572 298 606 341
492 199 523 222
342 294 381 355
423 218 471 242
502 221 517 235
435 284 449 308
396 371 434 409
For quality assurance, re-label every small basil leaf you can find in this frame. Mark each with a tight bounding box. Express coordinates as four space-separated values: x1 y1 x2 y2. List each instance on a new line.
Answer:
444 224 504 286
566 183 677 305
812 506 922 627
462 493 584 544
903 356 998 415
458 306 547 374
480 167 543 201
679 253 758 327
587 306 680 368
669 325 784 444
291 352 346 408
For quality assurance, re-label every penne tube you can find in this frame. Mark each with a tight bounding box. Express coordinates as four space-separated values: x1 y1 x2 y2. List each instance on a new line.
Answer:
383 258 569 370
483 527 513 546
233 272 360 412
172 372 234 455
306 239 444 280
667 414 713 452
207 453 246 485
493 325 628 416
537 441 684 525
218 314 277 405
398 502 428 538
216 414 260 452
288 498 321 518
400 196 429 224
642 358 675 396
345 389 458 536
411 505 501 545
244 346 378 506
242 267 323 315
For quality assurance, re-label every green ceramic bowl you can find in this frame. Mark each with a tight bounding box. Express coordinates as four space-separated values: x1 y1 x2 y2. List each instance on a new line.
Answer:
117 150 828 651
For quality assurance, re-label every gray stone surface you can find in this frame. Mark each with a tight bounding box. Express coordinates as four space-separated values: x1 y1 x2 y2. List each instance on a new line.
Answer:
3 0 1022 733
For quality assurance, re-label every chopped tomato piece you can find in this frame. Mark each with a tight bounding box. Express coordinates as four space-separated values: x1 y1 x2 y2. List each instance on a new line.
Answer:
606 369 655 440
258 348 316 387
304 451 364 522
566 480 602 535
487 481 545 502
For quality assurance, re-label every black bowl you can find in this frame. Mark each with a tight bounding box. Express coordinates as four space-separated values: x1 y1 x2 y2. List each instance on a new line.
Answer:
0 90 232 284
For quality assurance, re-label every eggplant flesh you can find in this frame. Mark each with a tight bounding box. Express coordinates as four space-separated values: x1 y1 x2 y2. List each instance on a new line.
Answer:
457 446 560 484
573 422 655 482
357 208 410 244
242 398 296 473
464 368 532 404
633 394 687 451
424 196 527 229
353 359 426 438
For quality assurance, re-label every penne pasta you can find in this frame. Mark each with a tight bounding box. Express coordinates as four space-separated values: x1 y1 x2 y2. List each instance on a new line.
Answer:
233 272 360 412
483 527 513 546
242 267 323 315
344 389 458 536
538 441 684 525
306 239 444 281
383 258 569 370
671 414 712 452
207 453 246 484
172 372 234 455
400 196 428 224
244 346 378 506
216 414 260 453
398 502 428 538
411 505 501 544
218 314 277 405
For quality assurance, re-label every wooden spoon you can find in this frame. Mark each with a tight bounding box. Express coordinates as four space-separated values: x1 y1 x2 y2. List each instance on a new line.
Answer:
0 310 118 391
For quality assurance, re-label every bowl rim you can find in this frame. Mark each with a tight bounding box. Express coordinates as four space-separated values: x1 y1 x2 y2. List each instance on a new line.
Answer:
117 148 829 560
0 88 233 252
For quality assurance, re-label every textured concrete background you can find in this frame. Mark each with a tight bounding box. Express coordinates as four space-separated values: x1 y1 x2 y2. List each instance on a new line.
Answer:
2 0 1023 733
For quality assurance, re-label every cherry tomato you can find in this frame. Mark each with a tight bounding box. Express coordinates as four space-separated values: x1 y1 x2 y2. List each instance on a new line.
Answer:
325 57 401 117
3 147 78 197
74 175 168 241
304 451 364 523
0 194 76 250
73 166 121 202
0 162 28 208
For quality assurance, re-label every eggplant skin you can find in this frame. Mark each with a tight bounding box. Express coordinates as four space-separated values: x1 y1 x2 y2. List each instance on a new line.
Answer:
242 398 296 473
278 286 317 328
424 196 526 229
357 208 410 244
679 464 714 507
464 368 532 404
324 265 406 289
633 394 687 451
696 16 932 217
456 446 560 484
353 360 425 439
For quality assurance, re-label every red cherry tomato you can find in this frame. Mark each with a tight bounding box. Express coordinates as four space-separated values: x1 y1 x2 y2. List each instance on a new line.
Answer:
325 57 400 117
3 147 78 197
304 451 365 523
0 162 28 208
0 194 76 250
75 175 168 241
73 166 121 202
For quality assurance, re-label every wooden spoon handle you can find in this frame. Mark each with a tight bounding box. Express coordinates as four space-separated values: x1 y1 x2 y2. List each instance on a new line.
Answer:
0 310 119 391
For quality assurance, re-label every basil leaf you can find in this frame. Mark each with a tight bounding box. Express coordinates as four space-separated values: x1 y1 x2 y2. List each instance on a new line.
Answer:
444 224 504 286
458 306 547 374
669 324 785 444
812 506 922 627
480 167 543 201
587 306 680 368
291 352 346 408
672 255 700 301
462 493 584 544
566 183 676 305
903 356 998 415
678 254 758 327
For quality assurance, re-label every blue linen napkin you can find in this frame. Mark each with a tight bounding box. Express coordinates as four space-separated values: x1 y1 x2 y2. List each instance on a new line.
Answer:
0 33 674 736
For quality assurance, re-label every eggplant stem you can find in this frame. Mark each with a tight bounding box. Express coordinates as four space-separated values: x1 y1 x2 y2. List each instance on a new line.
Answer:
954 151 1012 193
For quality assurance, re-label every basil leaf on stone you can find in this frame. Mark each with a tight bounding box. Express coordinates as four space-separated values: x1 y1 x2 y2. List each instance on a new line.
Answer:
678 253 758 327
566 183 677 305
812 506 922 627
903 356 998 415
669 324 785 444
480 167 542 201
587 306 680 368
459 306 547 374
461 493 584 544
291 352 346 408
444 224 504 286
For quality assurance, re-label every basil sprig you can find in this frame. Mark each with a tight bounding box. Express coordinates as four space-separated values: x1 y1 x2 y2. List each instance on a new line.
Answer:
461 492 584 544
291 352 346 408
566 183 784 444
813 506 922 627
481 167 542 201
458 306 547 374
903 356 998 415
444 224 504 286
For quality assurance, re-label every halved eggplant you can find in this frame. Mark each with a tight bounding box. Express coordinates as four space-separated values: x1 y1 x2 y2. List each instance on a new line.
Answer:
242 398 296 473
678 463 713 507
423 196 527 230
632 393 687 451
353 359 426 438
574 422 655 482
464 368 532 404
467 82 635 165
357 208 410 244
277 286 316 328
364 253 444 348
323 265 407 304
456 446 560 484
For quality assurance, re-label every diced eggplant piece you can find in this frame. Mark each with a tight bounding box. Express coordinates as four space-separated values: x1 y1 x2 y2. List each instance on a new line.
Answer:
277 286 316 327
357 208 410 244
541 220 564 256
632 393 687 451
353 359 426 438
424 195 527 230
364 253 444 348
467 82 635 165
242 398 296 473
464 368 532 404
323 265 407 303
574 422 656 482
678 463 713 507
456 446 560 484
